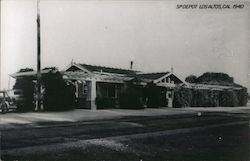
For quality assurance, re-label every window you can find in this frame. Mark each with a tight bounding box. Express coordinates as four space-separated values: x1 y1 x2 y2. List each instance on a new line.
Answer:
14 91 22 95
98 83 121 98
75 81 87 98
108 85 116 98
115 85 121 98
83 85 88 94
166 92 172 98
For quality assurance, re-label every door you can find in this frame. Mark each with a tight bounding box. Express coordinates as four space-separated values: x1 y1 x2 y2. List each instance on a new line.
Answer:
166 91 173 107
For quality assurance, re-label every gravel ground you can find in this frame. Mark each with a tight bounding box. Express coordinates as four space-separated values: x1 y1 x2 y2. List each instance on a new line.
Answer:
2 123 248 161
1 110 249 161
1 106 249 130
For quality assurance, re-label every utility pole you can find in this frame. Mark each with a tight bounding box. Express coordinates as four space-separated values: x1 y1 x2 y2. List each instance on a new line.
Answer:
36 0 42 111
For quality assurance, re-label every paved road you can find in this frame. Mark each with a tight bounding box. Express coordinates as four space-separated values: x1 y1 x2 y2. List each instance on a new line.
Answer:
1 110 249 161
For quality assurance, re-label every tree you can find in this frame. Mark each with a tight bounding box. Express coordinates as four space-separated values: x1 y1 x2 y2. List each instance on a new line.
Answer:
13 67 76 111
42 70 76 111
42 67 58 71
18 68 34 73
13 68 35 111
195 72 234 84
181 72 249 107
185 75 197 83
119 83 144 109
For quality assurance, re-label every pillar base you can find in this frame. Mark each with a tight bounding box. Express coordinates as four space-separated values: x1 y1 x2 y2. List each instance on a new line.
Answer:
90 100 97 110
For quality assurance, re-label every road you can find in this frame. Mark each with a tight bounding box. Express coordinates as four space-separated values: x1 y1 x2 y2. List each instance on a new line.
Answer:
1 110 249 161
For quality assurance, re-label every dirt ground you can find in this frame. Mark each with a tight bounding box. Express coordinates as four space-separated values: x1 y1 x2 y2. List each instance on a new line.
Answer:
0 106 249 130
1 108 249 161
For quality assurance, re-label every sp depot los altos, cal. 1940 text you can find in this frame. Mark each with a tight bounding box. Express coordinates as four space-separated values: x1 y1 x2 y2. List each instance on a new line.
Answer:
176 4 245 9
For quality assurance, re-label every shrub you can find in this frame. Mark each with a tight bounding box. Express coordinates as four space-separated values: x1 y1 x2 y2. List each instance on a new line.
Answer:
192 89 219 107
145 85 162 108
235 88 249 106
195 72 234 84
42 71 76 111
95 97 116 109
173 88 193 108
173 87 247 107
13 77 35 111
119 84 144 109
219 90 239 107
185 75 197 83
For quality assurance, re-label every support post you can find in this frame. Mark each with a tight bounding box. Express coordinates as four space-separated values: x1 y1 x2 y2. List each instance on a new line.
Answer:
36 0 42 111
90 79 97 110
171 90 174 108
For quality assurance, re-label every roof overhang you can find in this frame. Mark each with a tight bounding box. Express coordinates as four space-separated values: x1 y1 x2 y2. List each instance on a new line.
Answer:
10 69 55 79
65 63 93 75
186 83 243 91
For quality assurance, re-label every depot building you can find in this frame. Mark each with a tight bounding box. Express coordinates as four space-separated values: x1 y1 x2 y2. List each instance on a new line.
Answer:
11 62 184 110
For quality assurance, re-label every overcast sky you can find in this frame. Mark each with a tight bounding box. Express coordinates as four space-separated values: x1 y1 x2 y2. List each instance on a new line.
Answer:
1 0 250 90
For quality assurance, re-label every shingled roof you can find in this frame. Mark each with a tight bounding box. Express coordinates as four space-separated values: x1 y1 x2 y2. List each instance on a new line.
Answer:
79 64 138 76
136 72 170 80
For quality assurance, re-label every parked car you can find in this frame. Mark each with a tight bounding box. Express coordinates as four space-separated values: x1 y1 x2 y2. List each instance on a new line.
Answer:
0 90 18 113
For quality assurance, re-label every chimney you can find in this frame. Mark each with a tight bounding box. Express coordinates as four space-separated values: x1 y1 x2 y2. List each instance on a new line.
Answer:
171 66 173 73
130 61 133 70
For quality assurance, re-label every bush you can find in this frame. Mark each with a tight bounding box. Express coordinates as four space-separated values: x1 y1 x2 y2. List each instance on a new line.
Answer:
119 84 144 109
146 85 162 108
192 89 219 107
173 88 193 108
219 90 239 107
42 71 76 111
173 87 248 107
185 75 197 83
13 77 35 111
235 88 249 106
95 97 116 109
195 72 234 84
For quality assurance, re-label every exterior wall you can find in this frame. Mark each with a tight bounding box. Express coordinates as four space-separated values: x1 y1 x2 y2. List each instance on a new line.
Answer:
90 79 97 110
84 80 92 109
81 80 97 110
154 75 176 107
72 79 248 109
96 82 122 98
74 80 88 109
65 77 178 109
119 83 145 109
95 82 123 109
12 67 248 110
70 79 128 110
143 84 174 108
166 90 174 107
62 70 183 109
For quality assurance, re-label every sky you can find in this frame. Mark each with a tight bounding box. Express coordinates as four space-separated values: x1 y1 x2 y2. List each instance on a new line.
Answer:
1 0 250 90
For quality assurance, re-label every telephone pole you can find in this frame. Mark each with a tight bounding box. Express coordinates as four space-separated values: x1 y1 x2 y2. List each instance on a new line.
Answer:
36 0 42 111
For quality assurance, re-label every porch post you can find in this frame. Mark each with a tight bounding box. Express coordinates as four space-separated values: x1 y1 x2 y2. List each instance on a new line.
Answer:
90 79 97 110
171 89 174 108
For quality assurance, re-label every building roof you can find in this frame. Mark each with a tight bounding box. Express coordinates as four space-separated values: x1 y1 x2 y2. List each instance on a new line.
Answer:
187 83 243 91
136 72 170 80
10 69 55 78
78 64 138 76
